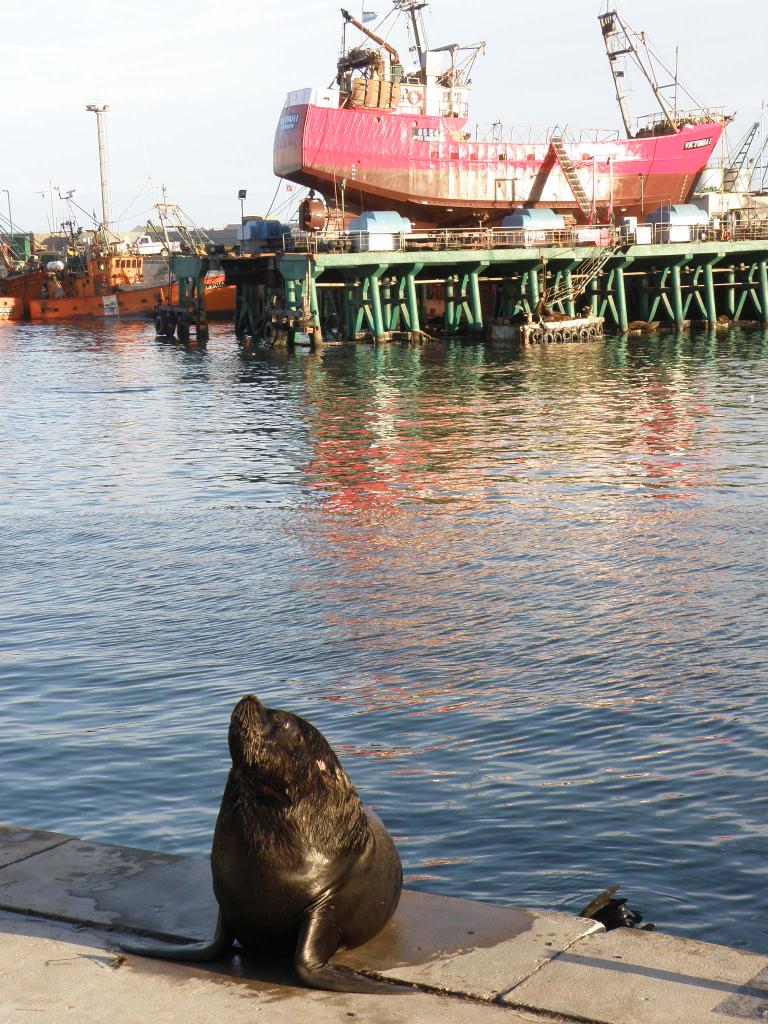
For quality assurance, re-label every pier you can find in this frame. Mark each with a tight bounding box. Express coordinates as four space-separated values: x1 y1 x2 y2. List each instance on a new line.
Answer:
2 823 768 1023
218 225 768 345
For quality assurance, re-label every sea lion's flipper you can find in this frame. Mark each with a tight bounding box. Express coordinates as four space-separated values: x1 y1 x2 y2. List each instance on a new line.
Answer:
119 910 234 963
294 901 413 994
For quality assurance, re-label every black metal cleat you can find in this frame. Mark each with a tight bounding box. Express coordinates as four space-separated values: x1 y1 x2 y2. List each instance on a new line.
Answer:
579 886 655 931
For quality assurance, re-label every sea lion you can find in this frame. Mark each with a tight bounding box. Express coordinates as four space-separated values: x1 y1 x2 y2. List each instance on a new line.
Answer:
120 695 406 993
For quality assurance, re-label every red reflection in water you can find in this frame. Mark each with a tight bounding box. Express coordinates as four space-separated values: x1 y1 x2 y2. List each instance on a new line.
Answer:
288 347 723 723
632 376 716 500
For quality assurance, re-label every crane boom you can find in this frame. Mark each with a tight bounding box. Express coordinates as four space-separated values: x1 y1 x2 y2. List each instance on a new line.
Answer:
341 9 400 64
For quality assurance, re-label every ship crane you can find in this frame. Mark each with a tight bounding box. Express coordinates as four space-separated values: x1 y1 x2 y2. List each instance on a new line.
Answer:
752 133 768 193
338 8 400 80
722 122 759 192
598 9 720 138
432 42 486 88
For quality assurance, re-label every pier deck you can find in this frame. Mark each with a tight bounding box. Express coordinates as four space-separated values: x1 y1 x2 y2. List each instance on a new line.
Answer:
220 230 768 344
2 823 767 1023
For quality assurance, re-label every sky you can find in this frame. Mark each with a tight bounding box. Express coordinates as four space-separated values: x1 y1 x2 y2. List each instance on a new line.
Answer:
1 0 766 233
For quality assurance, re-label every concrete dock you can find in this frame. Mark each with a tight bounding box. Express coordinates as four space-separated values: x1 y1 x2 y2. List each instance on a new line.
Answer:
1 823 767 1022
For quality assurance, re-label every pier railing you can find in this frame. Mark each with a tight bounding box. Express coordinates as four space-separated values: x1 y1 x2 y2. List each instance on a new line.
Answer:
731 221 768 241
280 220 768 255
284 227 620 255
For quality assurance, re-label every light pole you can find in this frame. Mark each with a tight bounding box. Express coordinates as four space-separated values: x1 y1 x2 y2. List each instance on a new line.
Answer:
760 100 767 193
86 104 111 241
238 189 247 249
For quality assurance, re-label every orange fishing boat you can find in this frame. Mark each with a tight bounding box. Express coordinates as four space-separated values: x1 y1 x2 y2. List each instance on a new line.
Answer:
28 250 158 320
25 105 235 322
27 251 234 321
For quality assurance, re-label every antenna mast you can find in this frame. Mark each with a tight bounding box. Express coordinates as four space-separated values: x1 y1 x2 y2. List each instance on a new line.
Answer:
86 104 111 243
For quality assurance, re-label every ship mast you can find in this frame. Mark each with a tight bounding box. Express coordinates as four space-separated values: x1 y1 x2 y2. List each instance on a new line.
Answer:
85 104 112 245
599 11 680 137
393 0 429 71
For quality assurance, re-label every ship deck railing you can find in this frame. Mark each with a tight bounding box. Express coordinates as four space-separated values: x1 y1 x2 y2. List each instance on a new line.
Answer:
473 123 621 145
635 106 728 134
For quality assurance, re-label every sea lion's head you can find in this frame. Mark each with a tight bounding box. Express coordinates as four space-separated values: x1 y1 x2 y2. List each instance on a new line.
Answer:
228 695 353 804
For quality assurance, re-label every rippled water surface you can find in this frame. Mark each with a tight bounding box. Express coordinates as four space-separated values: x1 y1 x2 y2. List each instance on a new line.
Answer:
2 320 767 951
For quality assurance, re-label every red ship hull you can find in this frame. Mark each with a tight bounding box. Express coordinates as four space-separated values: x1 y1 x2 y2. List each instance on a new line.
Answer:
275 104 723 227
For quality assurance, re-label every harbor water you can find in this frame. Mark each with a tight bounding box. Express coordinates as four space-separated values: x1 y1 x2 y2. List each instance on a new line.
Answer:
1 321 767 952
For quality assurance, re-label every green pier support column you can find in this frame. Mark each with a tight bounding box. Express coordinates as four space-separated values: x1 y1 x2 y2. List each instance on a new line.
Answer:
469 269 483 333
406 267 421 334
759 260 768 326
445 276 456 334
704 264 717 326
563 269 576 318
344 282 357 339
529 266 540 310
518 272 528 315
670 265 684 327
615 266 629 333
354 280 369 335
309 274 320 322
286 279 298 312
727 267 736 319
369 270 385 341
382 277 393 332
590 276 600 317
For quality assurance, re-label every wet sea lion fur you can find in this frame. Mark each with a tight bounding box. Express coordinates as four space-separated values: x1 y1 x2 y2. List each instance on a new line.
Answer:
120 695 407 993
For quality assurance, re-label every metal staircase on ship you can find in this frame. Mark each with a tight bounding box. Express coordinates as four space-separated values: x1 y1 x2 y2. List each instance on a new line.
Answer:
549 137 593 221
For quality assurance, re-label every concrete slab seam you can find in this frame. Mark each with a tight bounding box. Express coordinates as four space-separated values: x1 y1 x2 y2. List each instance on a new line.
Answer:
350 969 596 1018
493 924 606 1007
334 970 515 1009
0 903 203 947
0 837 76 872
498 1008 599 1024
